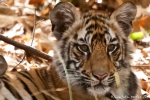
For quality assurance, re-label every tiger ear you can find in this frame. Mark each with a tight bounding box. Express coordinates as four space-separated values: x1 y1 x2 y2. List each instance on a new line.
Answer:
110 2 137 36
50 2 79 40
0 55 8 76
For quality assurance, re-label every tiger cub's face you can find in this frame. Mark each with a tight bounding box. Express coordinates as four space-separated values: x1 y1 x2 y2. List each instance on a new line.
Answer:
50 2 136 95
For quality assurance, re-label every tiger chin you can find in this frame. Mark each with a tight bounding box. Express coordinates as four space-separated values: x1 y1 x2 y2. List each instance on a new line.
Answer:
0 1 142 100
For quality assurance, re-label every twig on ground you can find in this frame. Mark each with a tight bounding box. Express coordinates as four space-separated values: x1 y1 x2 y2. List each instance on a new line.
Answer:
0 34 53 62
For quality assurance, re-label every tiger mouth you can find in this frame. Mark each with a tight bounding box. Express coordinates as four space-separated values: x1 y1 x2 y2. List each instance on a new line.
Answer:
86 81 115 92
93 83 107 88
87 77 115 89
85 80 110 89
85 83 110 92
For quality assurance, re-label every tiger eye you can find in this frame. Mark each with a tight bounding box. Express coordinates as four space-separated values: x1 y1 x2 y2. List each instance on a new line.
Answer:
107 44 115 51
78 45 89 52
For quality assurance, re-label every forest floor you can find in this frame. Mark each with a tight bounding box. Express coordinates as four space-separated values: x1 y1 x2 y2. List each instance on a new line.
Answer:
0 0 150 98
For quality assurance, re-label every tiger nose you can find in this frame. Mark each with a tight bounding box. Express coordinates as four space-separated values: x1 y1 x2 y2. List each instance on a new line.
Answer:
93 73 108 80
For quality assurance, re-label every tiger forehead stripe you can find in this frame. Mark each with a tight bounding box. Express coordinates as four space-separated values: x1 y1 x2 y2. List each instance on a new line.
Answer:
82 14 109 36
83 13 108 25
83 13 107 20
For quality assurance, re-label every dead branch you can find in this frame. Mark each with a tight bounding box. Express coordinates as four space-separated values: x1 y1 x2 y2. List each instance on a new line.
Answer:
0 34 53 62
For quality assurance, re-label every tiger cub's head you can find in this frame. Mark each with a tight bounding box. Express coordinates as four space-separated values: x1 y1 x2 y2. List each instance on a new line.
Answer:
50 2 136 95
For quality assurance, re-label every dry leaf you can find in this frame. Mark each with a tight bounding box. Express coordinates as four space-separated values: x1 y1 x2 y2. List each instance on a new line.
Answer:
141 79 148 91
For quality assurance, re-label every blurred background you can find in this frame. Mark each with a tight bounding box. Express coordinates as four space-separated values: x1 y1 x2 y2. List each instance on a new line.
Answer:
0 0 150 97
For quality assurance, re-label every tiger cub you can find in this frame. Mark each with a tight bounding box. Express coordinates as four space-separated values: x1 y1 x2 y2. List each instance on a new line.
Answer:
0 2 142 100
